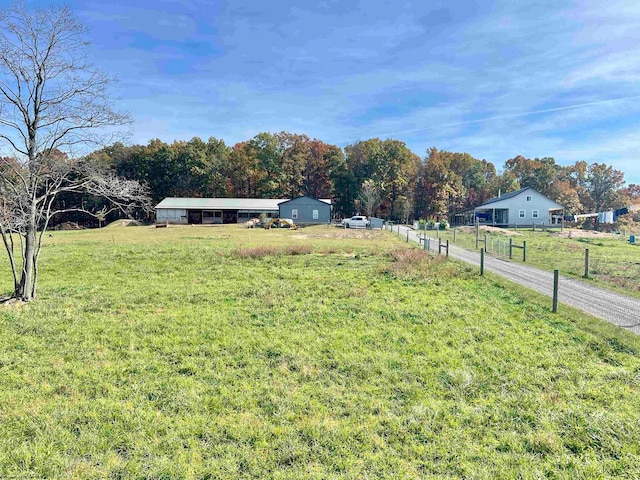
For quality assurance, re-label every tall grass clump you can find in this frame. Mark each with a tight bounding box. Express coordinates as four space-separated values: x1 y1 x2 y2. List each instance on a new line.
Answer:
381 248 460 281
234 244 313 258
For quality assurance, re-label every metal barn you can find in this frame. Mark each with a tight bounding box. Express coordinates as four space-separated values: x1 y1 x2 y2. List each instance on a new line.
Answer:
155 198 286 224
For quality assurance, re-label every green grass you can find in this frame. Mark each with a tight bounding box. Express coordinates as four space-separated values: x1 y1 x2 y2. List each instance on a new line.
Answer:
1 225 639 478
426 227 640 298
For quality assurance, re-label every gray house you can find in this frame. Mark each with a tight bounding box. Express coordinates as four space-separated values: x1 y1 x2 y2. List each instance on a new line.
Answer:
278 196 331 225
474 187 564 227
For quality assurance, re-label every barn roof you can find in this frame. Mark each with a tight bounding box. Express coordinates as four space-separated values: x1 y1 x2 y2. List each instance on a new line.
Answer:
155 197 287 210
278 196 332 206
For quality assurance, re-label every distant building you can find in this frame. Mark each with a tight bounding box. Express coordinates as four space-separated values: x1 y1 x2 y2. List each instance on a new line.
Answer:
278 196 332 224
155 198 286 224
155 196 331 225
472 187 564 227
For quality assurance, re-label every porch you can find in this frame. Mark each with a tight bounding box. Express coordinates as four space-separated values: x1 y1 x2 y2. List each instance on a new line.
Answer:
475 208 509 226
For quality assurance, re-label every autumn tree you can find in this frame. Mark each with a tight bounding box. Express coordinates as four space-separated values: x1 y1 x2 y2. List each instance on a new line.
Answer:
585 163 625 212
415 148 451 219
504 155 561 197
0 4 149 301
358 179 382 218
345 138 419 220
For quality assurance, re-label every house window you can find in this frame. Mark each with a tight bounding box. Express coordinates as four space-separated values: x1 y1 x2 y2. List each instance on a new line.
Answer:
519 209 526 218
312 209 319 220
291 209 298 219
526 195 532 202
532 210 539 218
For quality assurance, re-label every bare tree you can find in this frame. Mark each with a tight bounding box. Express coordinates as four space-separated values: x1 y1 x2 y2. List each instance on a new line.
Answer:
358 179 382 218
0 4 149 302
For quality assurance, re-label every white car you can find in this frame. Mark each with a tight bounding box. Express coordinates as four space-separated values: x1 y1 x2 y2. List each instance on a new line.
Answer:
342 216 370 228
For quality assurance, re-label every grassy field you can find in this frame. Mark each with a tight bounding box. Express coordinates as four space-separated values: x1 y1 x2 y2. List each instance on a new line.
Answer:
1 225 640 478
421 227 640 298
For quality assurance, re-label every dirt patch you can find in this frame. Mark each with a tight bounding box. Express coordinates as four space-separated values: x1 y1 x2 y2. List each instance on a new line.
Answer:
290 226 386 240
456 226 522 236
107 219 144 227
1 297 24 308
54 222 86 230
552 229 618 239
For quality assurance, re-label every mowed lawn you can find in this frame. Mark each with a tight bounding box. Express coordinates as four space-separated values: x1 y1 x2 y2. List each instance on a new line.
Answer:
1 225 639 479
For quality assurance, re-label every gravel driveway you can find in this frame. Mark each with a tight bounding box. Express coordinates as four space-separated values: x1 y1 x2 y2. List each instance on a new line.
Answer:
395 225 640 335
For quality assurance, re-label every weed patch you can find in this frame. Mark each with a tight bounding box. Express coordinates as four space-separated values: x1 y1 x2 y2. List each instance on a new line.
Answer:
380 248 461 281
233 244 313 258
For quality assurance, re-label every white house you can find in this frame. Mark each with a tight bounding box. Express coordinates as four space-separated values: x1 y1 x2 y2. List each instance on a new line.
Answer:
474 187 564 227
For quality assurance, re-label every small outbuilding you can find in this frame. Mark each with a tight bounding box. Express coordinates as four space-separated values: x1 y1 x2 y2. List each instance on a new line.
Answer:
473 187 564 227
278 196 332 225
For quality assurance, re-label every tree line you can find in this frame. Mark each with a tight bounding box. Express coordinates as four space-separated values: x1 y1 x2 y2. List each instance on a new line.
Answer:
85 133 639 223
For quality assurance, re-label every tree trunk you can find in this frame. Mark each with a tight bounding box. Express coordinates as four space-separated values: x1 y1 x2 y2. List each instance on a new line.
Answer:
0 230 20 294
15 225 37 301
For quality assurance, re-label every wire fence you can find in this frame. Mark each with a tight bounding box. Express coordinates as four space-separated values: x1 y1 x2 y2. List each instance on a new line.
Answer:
385 222 640 328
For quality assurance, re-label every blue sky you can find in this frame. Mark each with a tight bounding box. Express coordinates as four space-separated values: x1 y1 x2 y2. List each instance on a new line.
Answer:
18 0 640 183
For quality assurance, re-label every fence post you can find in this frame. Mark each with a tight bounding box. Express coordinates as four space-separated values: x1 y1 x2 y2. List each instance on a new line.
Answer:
406 230 409 243
509 238 513 259
484 235 487 252
480 248 484 276
584 248 589 278
424 235 427 251
446 240 449 258
552 269 559 313
453 229 457 243
533 223 536 232
475 220 479 249
523 240 527 262
438 237 442 255
427 237 430 252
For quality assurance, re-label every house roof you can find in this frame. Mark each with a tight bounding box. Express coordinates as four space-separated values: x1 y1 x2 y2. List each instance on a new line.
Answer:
477 187 563 209
277 196 332 206
481 187 531 206
155 197 287 210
